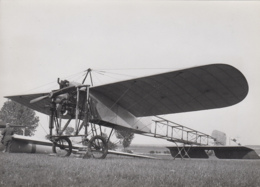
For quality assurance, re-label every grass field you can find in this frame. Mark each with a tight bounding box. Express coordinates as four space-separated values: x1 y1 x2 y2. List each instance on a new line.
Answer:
1 153 260 187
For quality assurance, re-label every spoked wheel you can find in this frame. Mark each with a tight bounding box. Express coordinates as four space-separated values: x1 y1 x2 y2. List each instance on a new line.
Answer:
88 135 108 159
52 137 72 157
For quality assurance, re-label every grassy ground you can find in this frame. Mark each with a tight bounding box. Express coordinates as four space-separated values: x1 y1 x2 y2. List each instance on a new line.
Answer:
1 153 260 187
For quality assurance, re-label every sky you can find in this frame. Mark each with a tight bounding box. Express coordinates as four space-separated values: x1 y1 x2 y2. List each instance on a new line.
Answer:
0 0 260 146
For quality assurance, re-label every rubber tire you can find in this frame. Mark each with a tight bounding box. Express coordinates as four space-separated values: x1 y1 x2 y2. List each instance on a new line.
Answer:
88 135 108 159
52 137 72 157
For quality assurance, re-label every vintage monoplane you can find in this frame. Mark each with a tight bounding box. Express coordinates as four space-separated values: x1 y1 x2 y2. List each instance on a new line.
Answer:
4 64 259 159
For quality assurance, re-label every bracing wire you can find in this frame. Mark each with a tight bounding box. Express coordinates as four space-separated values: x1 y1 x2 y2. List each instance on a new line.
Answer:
21 81 57 94
93 71 127 82
107 81 135 113
94 70 136 78
96 67 178 71
90 71 103 86
62 70 86 80
20 70 86 94
66 72 85 82
39 122 48 135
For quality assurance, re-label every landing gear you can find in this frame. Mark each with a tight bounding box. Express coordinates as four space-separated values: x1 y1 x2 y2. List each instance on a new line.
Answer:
47 81 109 159
52 137 72 157
88 135 108 159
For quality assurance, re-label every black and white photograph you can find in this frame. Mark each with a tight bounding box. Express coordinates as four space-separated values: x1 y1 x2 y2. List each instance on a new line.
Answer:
0 0 260 186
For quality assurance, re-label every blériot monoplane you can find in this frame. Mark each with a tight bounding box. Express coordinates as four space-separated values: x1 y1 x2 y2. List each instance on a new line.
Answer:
4 64 259 159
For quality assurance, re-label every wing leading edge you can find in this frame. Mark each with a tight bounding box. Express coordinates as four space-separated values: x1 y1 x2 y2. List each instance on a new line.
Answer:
90 64 248 117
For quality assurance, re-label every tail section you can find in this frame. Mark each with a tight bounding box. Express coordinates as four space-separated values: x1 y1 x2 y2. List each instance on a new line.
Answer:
211 130 226 145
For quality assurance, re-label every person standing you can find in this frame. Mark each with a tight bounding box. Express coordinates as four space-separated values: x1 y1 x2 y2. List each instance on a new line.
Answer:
1 123 14 153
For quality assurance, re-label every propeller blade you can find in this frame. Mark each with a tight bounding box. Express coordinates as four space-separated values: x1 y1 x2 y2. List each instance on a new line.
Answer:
50 85 76 98
30 86 76 104
30 95 49 103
